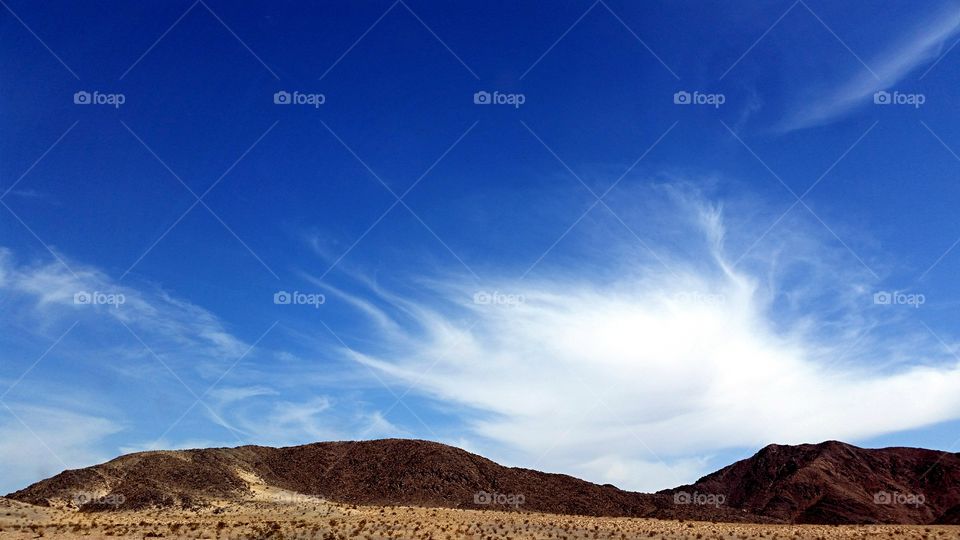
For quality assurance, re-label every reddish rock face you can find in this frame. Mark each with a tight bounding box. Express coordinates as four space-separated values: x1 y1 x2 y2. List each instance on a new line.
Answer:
665 440 960 524
8 439 960 524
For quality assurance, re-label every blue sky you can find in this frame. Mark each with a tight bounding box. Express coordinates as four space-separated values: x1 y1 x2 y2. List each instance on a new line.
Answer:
4 0 960 494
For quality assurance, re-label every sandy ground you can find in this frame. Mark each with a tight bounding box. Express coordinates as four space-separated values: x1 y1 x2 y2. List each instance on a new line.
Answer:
1 496 958 539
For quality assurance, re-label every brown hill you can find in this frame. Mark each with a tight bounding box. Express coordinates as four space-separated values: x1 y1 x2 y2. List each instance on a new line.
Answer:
8 439 960 524
664 440 960 524
5 439 757 522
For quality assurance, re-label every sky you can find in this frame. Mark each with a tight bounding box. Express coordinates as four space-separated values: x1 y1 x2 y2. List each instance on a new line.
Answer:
3 0 960 495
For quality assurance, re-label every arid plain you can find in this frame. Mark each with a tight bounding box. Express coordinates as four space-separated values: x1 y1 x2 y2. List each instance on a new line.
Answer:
3 496 960 540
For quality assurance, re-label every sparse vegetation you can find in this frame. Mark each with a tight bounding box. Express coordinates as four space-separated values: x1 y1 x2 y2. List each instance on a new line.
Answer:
1 496 957 539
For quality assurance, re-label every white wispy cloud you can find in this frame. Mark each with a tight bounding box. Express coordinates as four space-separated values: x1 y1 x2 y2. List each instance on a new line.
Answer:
203 388 408 446
0 405 122 495
0 248 253 492
0 248 249 364
781 4 960 131
0 248 407 494
320 187 960 492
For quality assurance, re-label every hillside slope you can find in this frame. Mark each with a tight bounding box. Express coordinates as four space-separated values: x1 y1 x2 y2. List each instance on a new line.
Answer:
10 438 960 524
665 440 960 524
6 439 754 521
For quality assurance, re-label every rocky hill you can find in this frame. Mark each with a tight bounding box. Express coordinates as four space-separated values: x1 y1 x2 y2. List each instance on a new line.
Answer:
665 440 960 524
9 439 960 524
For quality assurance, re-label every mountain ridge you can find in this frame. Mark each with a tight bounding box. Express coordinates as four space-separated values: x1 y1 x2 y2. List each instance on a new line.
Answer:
8 438 960 524
665 440 960 524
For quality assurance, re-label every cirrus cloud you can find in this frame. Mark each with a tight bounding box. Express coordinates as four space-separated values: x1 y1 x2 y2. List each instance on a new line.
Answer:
316 188 960 491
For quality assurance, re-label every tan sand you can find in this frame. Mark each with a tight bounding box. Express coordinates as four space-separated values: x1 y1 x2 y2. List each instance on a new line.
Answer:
1 496 958 539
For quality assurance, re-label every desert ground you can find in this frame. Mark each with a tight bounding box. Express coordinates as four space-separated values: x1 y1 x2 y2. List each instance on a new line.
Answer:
2 497 958 540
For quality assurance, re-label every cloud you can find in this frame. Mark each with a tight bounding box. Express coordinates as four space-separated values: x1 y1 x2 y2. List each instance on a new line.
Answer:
319 187 960 491
0 405 122 494
575 455 713 493
116 388 406 457
0 247 406 491
0 248 253 491
208 385 279 405
781 4 960 131
0 248 407 488
199 386 408 447
0 247 249 374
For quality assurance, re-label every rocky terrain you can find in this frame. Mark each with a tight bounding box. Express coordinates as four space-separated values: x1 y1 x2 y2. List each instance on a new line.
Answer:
5 439 754 522
667 440 960 524
7 439 960 525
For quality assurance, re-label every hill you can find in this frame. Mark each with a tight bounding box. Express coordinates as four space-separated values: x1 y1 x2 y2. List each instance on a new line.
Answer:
665 440 960 524
9 438 960 524
5 439 753 521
